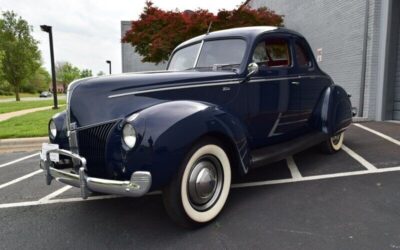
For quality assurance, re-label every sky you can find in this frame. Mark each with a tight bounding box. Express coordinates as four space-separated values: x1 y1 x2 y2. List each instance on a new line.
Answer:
0 0 243 75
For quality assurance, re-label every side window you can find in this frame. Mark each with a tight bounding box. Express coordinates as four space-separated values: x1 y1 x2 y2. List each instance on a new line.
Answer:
294 40 312 68
252 37 291 68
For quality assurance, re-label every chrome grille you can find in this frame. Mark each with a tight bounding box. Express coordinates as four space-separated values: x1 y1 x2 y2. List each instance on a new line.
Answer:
77 121 116 177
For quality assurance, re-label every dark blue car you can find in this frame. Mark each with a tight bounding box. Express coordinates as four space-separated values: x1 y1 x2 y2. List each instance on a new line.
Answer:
40 26 353 228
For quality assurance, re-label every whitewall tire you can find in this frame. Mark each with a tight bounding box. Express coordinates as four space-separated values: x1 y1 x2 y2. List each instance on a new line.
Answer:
163 138 231 228
321 132 344 154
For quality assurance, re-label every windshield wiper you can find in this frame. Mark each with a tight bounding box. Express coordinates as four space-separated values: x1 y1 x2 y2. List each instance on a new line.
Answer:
184 66 210 71
212 64 240 72
183 64 240 73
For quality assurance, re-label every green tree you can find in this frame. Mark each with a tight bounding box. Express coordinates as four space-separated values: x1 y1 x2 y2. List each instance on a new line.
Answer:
0 51 12 95
0 11 41 101
80 69 92 78
0 50 4 80
22 67 51 93
56 61 80 92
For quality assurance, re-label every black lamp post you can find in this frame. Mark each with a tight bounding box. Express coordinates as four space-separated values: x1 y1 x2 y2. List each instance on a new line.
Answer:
106 60 112 75
40 25 58 109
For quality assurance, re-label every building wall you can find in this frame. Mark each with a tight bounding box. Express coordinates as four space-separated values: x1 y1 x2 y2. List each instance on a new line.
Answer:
249 0 382 119
393 5 400 120
121 21 166 73
362 0 381 119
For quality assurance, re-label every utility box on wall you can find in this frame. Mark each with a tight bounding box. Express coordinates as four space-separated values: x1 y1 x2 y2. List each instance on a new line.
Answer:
316 48 322 62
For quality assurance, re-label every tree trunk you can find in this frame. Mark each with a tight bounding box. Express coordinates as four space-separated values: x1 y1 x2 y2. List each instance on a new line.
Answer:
14 83 20 101
238 0 251 10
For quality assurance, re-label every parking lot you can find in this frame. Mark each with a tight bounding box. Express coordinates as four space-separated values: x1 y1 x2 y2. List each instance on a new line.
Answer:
0 121 399 250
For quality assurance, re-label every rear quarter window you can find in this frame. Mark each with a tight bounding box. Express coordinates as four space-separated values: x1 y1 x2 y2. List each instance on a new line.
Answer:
294 40 312 68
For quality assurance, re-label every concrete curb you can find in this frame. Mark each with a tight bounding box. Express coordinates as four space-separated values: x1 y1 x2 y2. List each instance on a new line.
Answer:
352 117 372 122
0 137 48 153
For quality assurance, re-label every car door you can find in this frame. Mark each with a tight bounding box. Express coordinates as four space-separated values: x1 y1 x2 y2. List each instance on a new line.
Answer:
246 34 302 148
293 37 331 121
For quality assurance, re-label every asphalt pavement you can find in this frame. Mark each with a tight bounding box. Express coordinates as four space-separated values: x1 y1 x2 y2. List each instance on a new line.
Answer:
0 121 399 250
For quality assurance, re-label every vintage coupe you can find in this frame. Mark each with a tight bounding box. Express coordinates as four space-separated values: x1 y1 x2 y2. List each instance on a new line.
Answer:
40 26 353 227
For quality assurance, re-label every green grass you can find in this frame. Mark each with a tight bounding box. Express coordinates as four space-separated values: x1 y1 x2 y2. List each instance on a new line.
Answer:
0 108 65 138
0 99 66 114
0 93 40 100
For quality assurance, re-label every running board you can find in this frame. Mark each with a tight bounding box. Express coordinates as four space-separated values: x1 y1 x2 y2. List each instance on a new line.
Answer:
249 132 328 169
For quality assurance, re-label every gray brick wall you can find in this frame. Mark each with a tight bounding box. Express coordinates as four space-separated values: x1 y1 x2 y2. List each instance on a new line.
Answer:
363 0 381 119
250 0 382 119
394 21 400 120
121 21 166 73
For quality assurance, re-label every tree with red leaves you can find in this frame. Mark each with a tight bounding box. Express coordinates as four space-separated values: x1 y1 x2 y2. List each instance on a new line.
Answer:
122 1 284 64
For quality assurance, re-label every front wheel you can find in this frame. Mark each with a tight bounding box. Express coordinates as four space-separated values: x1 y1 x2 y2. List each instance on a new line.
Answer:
163 138 231 228
320 132 344 154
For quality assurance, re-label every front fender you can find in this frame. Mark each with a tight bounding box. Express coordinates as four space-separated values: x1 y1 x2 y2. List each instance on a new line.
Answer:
50 111 69 149
120 101 251 190
310 85 353 135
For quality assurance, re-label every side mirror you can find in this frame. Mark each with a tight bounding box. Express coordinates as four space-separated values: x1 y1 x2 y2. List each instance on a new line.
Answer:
247 62 259 76
244 62 259 82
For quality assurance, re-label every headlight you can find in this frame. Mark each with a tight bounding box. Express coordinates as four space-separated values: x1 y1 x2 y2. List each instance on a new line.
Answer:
49 120 57 139
122 123 137 148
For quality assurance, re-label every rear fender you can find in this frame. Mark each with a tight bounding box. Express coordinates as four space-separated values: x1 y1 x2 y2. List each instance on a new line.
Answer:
310 85 352 136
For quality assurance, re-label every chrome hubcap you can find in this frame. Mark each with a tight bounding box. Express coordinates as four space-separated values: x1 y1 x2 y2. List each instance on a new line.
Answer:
195 168 217 200
331 133 342 145
188 155 223 211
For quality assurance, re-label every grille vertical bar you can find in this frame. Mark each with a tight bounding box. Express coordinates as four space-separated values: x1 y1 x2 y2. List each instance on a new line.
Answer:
77 121 116 177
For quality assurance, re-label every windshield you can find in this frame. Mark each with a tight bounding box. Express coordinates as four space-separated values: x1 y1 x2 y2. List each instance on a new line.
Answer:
168 43 201 71
168 39 246 71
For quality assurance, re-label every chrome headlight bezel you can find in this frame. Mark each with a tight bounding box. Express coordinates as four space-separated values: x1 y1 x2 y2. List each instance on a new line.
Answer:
122 123 137 149
49 119 57 139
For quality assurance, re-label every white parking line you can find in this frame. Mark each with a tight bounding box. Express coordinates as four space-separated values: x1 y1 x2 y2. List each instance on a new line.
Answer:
1 165 400 209
0 194 121 209
354 123 400 146
231 165 400 188
286 156 302 179
0 153 39 169
0 137 390 209
0 169 43 190
0 191 165 209
39 186 72 202
342 144 377 170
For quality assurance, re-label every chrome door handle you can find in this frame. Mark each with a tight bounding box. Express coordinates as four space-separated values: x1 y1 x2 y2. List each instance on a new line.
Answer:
291 81 300 85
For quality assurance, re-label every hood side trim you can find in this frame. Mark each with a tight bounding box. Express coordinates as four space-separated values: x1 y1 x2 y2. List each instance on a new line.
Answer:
108 79 240 99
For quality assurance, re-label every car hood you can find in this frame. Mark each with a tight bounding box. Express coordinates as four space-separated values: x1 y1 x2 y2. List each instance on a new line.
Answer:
68 70 238 128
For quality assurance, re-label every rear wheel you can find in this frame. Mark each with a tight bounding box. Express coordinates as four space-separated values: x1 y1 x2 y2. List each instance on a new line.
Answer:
163 138 231 228
320 132 344 154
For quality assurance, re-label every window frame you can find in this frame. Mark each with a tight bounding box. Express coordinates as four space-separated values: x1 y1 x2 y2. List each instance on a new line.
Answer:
250 34 295 72
292 37 315 71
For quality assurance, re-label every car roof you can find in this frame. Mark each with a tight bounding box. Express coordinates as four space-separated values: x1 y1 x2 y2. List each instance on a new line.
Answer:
175 26 304 50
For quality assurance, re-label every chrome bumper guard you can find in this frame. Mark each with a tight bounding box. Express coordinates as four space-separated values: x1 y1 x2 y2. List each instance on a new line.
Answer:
39 149 152 199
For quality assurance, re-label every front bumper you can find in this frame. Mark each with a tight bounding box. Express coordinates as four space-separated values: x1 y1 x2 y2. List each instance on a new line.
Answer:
39 148 152 199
